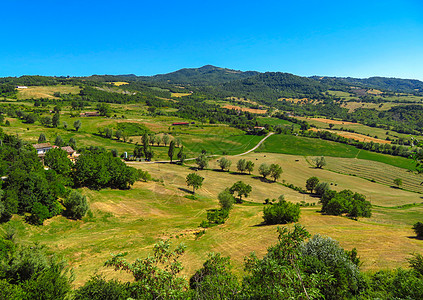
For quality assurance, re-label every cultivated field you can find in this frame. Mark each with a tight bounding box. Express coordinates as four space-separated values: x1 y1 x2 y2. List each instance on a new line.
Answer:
223 105 267 114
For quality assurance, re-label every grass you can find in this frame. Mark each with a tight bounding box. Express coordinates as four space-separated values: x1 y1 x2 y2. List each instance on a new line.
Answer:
257 116 300 128
297 116 423 141
4 152 422 287
17 85 81 100
325 157 423 193
257 133 415 170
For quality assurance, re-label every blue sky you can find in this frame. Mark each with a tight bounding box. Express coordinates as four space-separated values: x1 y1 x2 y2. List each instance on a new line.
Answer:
2 0 423 79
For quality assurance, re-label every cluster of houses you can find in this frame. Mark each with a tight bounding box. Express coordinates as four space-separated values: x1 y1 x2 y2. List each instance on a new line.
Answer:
32 143 79 163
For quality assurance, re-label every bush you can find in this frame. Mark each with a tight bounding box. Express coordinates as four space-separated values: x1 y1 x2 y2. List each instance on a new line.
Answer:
63 190 89 220
263 196 300 225
413 222 423 239
74 275 130 300
315 182 330 197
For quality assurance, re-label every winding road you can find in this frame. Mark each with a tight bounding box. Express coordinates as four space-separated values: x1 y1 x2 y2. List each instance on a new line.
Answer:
126 132 274 165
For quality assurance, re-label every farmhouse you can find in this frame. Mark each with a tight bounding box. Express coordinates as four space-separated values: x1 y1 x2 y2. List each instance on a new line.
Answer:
16 86 28 89
33 143 53 156
172 122 189 126
80 111 100 117
32 143 79 162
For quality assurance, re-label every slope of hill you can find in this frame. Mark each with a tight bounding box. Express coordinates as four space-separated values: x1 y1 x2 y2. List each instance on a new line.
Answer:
314 76 423 94
142 65 259 86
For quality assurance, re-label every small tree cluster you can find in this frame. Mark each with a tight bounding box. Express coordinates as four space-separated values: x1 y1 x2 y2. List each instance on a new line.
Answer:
219 157 232 171
236 159 254 174
259 163 283 181
320 189 372 218
229 181 252 203
262 195 300 225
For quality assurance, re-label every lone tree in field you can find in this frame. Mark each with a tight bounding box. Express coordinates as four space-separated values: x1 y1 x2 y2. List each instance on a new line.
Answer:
186 173 204 194
38 133 46 143
246 161 254 175
63 190 89 220
258 163 271 179
218 189 235 211
52 112 60 128
73 120 82 131
313 156 327 169
269 164 282 182
54 135 64 147
229 181 252 203
219 157 232 172
263 195 300 225
393 178 403 188
237 159 247 173
306 177 320 193
177 146 186 164
196 154 209 170
168 140 175 162
413 222 423 239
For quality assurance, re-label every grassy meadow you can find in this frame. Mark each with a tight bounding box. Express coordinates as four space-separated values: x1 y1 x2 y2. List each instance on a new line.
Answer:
3 152 422 287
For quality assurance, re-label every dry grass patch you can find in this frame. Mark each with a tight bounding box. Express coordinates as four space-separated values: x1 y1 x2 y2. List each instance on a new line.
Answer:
171 92 192 97
109 82 129 86
17 85 81 100
223 105 267 114
309 128 390 144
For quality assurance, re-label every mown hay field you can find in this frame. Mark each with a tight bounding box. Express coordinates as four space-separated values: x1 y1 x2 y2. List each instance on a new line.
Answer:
16 85 81 100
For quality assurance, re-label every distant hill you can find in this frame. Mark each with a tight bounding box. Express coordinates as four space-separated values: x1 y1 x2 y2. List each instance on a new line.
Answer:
141 65 259 86
313 76 423 93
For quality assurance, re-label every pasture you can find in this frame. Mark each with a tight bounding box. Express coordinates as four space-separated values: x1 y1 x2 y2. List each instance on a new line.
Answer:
4 152 422 287
16 85 81 100
257 133 415 170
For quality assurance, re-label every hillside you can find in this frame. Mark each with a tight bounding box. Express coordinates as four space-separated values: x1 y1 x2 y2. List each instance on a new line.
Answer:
141 65 259 86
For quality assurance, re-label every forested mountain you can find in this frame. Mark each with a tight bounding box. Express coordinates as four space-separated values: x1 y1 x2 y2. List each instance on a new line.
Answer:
140 65 259 85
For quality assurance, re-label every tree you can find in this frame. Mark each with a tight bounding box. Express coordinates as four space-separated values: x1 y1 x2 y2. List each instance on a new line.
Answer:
68 137 76 149
218 189 235 211
237 159 247 173
62 121 68 129
74 275 130 300
186 173 204 194
175 137 182 147
52 113 60 128
63 190 89 220
219 157 232 172
393 178 402 188
189 253 240 299
38 133 46 143
196 154 208 170
306 177 320 193
104 240 187 299
315 182 330 197
413 222 423 239
44 148 72 185
74 120 82 131
168 140 175 162
162 134 170 146
54 135 64 147
263 196 300 225
177 146 186 164
40 116 52 127
97 103 111 116
269 163 282 181
115 130 122 141
229 181 252 203
133 145 144 159
144 146 154 161
258 163 271 179
246 160 254 175
313 156 327 169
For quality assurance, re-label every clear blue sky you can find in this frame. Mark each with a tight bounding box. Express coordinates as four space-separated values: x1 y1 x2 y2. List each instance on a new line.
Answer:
2 0 423 80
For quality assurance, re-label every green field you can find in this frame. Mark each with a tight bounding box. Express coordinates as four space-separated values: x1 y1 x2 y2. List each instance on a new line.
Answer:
257 116 300 128
257 133 415 170
4 152 423 287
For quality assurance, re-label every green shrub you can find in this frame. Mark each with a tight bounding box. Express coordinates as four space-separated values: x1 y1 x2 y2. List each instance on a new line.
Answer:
263 196 300 225
63 190 89 220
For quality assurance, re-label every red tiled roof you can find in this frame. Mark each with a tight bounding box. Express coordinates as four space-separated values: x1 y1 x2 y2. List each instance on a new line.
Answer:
33 143 52 149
